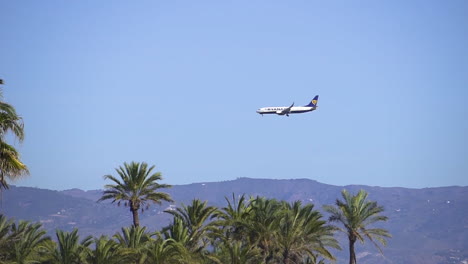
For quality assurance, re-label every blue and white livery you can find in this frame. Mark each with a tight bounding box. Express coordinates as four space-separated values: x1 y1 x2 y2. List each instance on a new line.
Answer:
256 95 319 116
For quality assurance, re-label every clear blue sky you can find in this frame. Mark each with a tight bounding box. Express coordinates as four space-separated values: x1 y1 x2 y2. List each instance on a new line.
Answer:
1 1 467 190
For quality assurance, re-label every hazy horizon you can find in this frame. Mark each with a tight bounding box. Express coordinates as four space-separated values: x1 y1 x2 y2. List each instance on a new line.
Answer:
11 177 468 192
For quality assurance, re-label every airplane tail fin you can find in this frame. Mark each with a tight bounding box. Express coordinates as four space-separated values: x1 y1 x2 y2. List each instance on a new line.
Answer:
306 95 319 108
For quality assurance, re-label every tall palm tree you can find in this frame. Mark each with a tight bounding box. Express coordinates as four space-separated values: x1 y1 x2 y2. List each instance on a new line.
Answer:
323 189 391 264
98 161 173 227
0 88 28 190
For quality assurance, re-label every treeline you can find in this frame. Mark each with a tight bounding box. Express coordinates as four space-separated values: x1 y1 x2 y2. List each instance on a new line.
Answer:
0 196 332 264
0 191 389 264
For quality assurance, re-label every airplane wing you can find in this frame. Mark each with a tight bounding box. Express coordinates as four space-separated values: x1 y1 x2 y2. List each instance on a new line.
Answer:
280 102 294 115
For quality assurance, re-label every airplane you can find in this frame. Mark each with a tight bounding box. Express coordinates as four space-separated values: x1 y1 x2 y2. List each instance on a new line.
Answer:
256 95 319 116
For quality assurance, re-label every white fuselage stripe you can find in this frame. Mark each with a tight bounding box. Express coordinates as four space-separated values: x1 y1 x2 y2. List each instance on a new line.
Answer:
257 106 316 114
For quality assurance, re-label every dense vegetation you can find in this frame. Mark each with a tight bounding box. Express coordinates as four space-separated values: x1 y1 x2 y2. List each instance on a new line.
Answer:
0 189 389 264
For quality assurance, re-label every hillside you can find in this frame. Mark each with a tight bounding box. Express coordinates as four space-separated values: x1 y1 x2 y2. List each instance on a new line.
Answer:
2 178 467 264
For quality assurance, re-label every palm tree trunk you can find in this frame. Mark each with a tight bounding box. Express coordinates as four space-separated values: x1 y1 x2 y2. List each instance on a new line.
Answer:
131 207 140 227
283 249 290 264
349 237 356 264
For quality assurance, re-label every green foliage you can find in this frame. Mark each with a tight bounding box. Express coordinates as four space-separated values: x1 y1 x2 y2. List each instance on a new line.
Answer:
146 236 189 264
46 229 93 264
8 221 50 264
98 161 173 227
0 90 28 190
165 199 218 252
211 194 252 242
213 238 262 264
88 236 123 264
0 215 13 257
162 199 218 263
247 197 283 263
209 195 339 264
0 215 50 264
275 201 339 263
1 190 390 263
324 189 391 264
113 225 151 263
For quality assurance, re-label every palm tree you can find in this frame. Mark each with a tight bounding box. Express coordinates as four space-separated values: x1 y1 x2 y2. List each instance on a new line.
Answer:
98 161 173 227
113 225 151 263
164 199 219 263
303 255 327 264
161 217 193 263
0 216 51 264
47 229 93 264
323 189 391 264
146 236 187 264
0 215 13 261
0 88 28 190
246 197 282 264
7 220 50 264
213 237 262 264
210 194 263 264
165 199 218 252
276 201 339 264
88 235 123 264
0 142 28 190
211 194 252 242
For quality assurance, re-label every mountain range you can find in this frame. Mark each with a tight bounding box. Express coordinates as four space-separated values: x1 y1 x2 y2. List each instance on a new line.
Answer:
1 178 467 264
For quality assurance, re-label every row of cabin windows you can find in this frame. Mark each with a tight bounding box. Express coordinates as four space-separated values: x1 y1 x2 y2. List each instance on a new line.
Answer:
267 108 284 111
